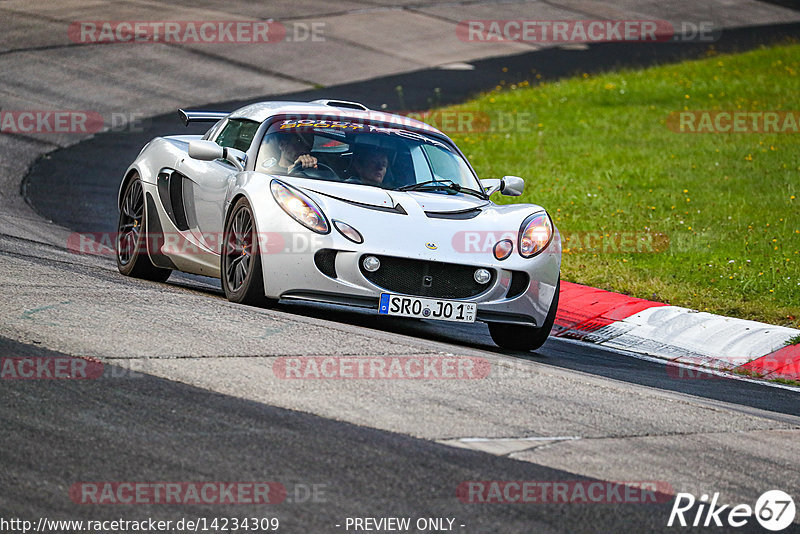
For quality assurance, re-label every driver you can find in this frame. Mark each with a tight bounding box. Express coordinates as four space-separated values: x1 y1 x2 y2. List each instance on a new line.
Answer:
263 132 318 173
348 147 389 186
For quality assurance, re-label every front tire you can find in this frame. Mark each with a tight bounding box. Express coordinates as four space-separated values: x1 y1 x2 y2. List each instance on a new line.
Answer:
221 197 274 307
116 175 172 282
489 278 560 351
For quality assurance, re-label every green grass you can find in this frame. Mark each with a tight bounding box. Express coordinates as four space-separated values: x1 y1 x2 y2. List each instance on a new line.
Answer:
772 377 800 387
437 43 800 327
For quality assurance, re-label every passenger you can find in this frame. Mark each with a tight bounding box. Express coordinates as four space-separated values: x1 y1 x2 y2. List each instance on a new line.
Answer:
348 147 389 186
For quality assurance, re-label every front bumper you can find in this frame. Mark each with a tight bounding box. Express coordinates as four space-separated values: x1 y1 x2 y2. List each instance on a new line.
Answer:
248 179 561 328
260 234 560 328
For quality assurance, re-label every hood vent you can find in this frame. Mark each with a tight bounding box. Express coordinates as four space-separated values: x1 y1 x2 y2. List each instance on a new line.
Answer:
424 207 482 220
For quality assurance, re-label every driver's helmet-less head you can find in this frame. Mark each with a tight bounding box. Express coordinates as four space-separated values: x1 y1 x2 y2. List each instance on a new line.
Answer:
262 132 311 169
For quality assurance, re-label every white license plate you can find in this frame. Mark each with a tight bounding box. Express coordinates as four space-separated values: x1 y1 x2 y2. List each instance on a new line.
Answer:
378 293 476 323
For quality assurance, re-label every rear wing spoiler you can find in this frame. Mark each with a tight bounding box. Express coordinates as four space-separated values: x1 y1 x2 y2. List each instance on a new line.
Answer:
178 109 228 126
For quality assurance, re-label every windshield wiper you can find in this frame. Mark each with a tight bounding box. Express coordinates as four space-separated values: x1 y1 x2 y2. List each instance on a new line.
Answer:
398 180 487 199
399 179 458 191
454 186 488 200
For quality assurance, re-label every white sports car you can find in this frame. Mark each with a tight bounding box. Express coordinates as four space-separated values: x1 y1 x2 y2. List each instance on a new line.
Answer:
116 99 561 350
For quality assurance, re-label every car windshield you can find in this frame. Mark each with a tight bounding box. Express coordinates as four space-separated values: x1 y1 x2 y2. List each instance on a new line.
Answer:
255 118 483 195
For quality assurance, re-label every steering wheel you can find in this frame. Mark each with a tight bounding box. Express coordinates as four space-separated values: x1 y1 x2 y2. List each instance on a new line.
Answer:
288 161 338 179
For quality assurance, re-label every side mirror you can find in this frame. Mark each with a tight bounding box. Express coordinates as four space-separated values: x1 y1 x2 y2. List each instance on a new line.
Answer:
188 140 246 171
224 148 248 171
500 175 524 196
480 178 502 196
481 176 525 197
188 140 223 160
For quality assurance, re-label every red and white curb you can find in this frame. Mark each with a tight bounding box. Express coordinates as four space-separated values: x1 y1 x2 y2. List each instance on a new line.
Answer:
554 282 800 381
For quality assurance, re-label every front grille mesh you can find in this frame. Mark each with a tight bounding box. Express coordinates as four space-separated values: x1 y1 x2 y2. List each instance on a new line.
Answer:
360 255 494 299
314 249 338 278
506 271 530 298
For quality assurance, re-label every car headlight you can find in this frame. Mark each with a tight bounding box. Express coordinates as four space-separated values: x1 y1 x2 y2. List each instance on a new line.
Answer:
270 180 329 234
518 212 553 258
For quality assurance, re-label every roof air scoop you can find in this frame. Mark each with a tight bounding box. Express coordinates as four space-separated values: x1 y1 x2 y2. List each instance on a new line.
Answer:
310 99 369 111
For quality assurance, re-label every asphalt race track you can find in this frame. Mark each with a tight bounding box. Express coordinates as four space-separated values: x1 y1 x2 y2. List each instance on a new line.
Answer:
0 336 693 533
24 22 800 413
4 3 800 533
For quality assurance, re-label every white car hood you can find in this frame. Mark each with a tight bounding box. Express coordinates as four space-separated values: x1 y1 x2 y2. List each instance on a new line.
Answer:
292 179 489 213
397 191 489 213
293 179 396 209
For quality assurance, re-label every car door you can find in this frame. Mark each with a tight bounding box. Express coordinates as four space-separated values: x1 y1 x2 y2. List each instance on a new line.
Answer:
178 118 260 252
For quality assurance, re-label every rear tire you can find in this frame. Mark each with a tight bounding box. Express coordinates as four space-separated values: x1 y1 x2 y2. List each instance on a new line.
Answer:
489 278 560 351
221 197 274 307
116 175 172 282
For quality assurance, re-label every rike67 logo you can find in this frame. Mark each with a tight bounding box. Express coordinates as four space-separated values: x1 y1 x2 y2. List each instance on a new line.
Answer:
668 490 795 531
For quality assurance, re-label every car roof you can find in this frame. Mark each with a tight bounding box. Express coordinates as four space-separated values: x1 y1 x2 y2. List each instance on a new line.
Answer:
228 101 447 137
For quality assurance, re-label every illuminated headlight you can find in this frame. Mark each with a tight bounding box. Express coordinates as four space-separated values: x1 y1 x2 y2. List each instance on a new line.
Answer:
493 239 513 260
362 256 380 272
474 268 491 284
270 180 329 234
333 220 363 244
518 212 553 258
